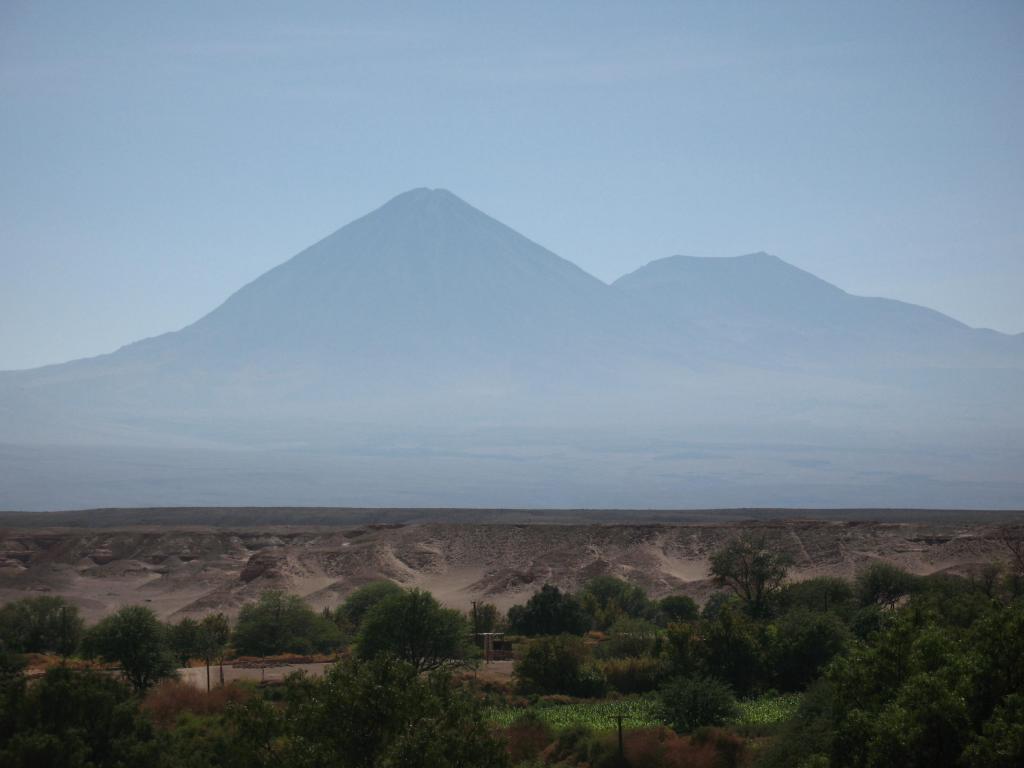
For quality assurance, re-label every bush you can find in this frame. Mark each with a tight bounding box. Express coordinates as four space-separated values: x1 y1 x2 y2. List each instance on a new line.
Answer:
0 666 156 766
657 595 699 625
232 591 342 656
579 576 655 630
770 609 850 691
139 679 251 728
505 710 553 763
599 656 670 695
597 617 661 659
515 635 607 697
333 580 404 632
658 676 738 734
507 585 589 636
229 655 511 768
0 596 83 656
776 577 855 619
855 562 919 608
701 603 767 696
356 588 472 672
82 605 176 691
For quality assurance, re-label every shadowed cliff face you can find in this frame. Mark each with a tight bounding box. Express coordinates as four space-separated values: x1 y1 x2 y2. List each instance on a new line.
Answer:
0 189 1022 509
0 519 1015 622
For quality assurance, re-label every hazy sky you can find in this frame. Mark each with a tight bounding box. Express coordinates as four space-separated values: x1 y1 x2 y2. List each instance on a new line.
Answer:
2 1 1022 370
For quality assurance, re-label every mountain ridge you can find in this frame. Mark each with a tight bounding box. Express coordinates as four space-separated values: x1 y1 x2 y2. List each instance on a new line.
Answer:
1 188 1021 510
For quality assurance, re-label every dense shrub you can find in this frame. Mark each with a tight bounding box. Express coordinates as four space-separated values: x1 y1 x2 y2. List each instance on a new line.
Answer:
579 576 655 630
596 617 661 659
775 577 855 619
232 591 342 657
140 680 251 728
658 676 738 734
505 710 553 763
0 666 156 767
230 655 510 768
0 596 83 656
507 585 589 636
515 635 606 697
82 605 176 691
356 588 472 672
599 656 670 694
701 604 767 696
855 562 919 608
332 580 404 632
770 609 850 691
657 594 699 625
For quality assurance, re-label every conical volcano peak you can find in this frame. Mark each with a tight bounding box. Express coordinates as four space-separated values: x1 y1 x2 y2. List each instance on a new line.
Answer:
375 187 470 218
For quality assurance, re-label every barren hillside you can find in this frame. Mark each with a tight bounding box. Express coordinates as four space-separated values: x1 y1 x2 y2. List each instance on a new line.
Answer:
1 516 1018 621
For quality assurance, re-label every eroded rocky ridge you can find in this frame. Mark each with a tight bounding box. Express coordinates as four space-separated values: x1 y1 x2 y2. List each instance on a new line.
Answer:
1 519 1016 621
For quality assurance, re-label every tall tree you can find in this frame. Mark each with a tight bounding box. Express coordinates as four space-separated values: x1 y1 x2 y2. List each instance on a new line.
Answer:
356 589 471 673
507 585 589 636
0 596 83 656
82 606 175 691
710 535 791 615
197 613 230 691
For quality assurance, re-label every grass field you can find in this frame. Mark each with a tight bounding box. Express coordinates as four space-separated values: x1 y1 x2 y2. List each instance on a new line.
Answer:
487 692 802 732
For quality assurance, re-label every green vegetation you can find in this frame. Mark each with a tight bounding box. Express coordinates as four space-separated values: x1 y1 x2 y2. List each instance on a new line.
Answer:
355 588 471 672
514 634 606 697
0 596 83 656
2 542 1023 768
488 697 661 731
231 590 341 656
710 534 792 615
507 584 589 636
82 605 177 691
658 675 738 732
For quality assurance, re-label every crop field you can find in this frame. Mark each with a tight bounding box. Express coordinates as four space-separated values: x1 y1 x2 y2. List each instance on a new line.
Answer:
734 692 802 725
487 692 802 732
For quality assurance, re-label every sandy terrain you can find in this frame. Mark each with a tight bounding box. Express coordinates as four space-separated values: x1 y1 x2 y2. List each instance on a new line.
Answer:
1 510 1020 621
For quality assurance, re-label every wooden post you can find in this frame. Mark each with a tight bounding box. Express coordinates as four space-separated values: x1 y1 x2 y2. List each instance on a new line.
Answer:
616 713 624 759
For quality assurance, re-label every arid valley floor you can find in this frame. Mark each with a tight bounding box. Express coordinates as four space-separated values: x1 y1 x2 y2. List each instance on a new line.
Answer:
2 507 1021 621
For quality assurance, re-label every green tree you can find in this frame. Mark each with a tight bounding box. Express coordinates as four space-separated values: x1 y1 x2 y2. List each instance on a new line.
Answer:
770 608 850 691
709 534 791 615
0 596 84 656
229 656 510 768
166 618 200 668
596 616 660 659
855 562 919 609
657 594 699 625
507 585 589 636
83 605 176 691
578 576 653 629
701 602 767 696
658 675 738 733
333 580 404 633
0 666 156 767
777 577 855 618
514 634 606 697
470 601 504 634
232 591 341 657
356 588 471 673
197 613 230 691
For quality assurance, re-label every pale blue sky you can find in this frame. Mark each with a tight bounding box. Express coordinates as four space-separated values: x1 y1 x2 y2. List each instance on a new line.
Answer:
2 1 1022 370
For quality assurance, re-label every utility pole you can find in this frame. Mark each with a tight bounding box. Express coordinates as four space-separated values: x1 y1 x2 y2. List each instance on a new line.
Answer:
615 713 624 760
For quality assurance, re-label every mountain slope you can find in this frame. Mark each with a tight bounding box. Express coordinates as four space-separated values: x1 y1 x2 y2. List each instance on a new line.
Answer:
612 253 1021 369
0 189 1022 509
2 189 702 432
